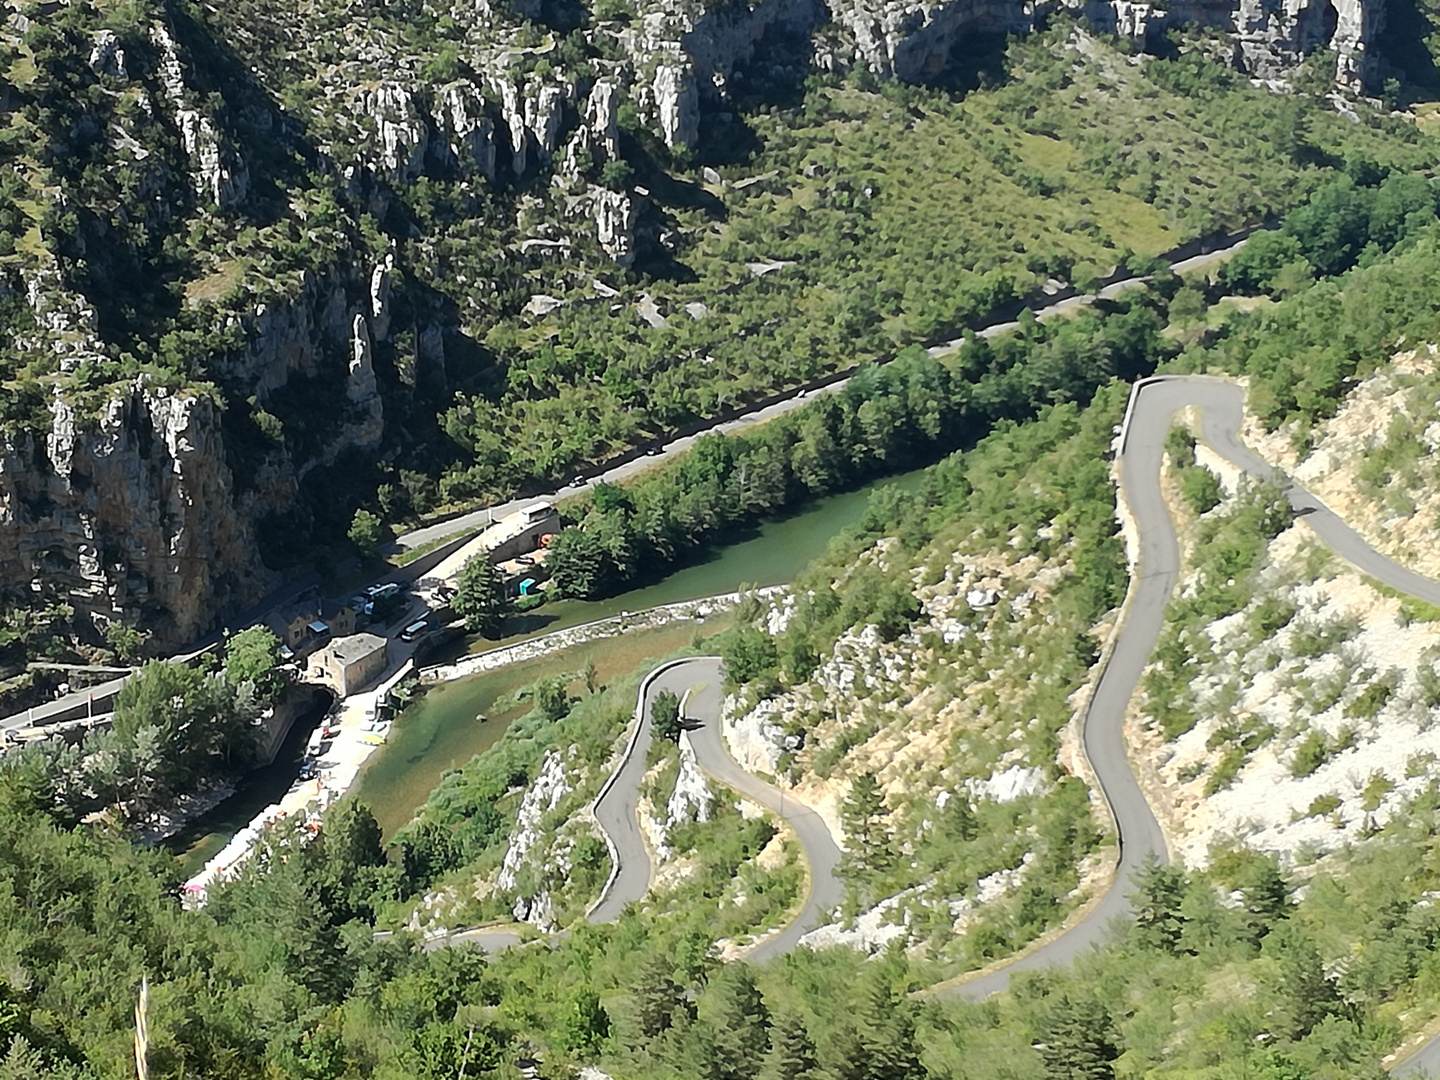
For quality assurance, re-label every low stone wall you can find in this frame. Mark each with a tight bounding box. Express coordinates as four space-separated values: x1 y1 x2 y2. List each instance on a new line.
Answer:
420 587 785 684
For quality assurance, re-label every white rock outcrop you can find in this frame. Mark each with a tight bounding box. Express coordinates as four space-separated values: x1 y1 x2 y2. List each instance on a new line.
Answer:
968 764 1046 803
356 83 429 183
368 256 393 342
337 314 384 455
593 189 639 265
652 63 700 150
582 79 622 165
150 25 189 103
495 77 569 175
436 81 498 181
665 736 714 828
0 383 272 646
178 110 249 208
89 30 128 79
497 750 575 930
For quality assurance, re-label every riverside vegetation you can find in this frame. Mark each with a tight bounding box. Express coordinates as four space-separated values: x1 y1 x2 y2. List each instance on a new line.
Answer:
540 156 1440 600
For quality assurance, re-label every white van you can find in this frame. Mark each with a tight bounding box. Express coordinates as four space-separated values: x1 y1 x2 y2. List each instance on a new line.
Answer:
400 619 428 642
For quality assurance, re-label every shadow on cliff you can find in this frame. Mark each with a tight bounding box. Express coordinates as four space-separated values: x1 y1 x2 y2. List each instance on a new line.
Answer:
1377 0 1440 99
924 32 1013 97
164 3 324 227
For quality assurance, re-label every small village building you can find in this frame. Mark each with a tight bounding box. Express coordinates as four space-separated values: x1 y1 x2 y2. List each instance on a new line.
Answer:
269 600 360 654
320 600 359 638
273 604 318 650
311 632 388 696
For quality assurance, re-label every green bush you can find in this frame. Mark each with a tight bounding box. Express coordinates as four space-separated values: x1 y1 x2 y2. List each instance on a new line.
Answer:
1179 465 1223 514
1291 730 1331 777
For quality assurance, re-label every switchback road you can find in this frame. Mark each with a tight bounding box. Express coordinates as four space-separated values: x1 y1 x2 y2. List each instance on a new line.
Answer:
945 377 1440 1080
668 658 844 962
585 656 844 959
419 373 1440 1074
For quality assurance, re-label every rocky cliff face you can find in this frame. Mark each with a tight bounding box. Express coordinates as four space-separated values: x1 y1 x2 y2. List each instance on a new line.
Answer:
826 0 1036 80
0 384 270 647
621 0 1383 149
1 244 388 649
592 188 639 265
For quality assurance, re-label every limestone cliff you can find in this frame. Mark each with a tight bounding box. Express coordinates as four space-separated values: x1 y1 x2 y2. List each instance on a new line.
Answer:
0 253 389 649
619 0 1384 148
0 385 270 647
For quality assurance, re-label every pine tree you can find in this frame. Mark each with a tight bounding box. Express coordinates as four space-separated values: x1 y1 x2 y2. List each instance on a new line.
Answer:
1038 992 1120 1080
855 971 924 1080
314 800 387 922
824 1023 867 1080
934 795 977 844
560 988 611 1055
1130 855 1188 953
764 1011 820 1080
1239 856 1293 948
1266 921 1345 1039
842 772 893 874
700 964 769 1080
633 955 686 1039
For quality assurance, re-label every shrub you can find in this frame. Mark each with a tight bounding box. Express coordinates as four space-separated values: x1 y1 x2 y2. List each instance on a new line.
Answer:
1179 466 1223 515
1291 730 1331 777
651 689 682 743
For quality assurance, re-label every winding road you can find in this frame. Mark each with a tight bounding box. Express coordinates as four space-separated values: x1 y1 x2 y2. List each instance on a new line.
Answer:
420 373 1440 1073
585 657 846 958
948 377 1440 1008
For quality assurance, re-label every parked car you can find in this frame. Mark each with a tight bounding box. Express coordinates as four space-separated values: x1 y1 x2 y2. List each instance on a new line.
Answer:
399 618 428 643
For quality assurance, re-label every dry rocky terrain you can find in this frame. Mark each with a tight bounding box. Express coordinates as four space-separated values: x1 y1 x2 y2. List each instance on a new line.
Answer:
1137 394 1440 868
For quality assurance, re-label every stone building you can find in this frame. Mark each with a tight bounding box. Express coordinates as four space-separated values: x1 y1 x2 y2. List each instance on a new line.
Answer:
311 632 388 696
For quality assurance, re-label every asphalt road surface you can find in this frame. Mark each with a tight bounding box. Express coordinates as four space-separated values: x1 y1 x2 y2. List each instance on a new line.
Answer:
586 662 679 924
585 654 845 958
670 657 845 962
948 374 1440 1079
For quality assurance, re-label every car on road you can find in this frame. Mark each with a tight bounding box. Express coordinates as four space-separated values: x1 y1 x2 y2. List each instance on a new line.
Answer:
400 618 428 643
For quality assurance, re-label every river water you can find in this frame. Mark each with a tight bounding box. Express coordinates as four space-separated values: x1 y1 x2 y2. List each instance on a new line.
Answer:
351 464 930 835
165 688 333 874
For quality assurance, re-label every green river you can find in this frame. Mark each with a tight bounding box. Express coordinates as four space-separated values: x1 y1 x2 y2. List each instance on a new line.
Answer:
173 464 929 860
